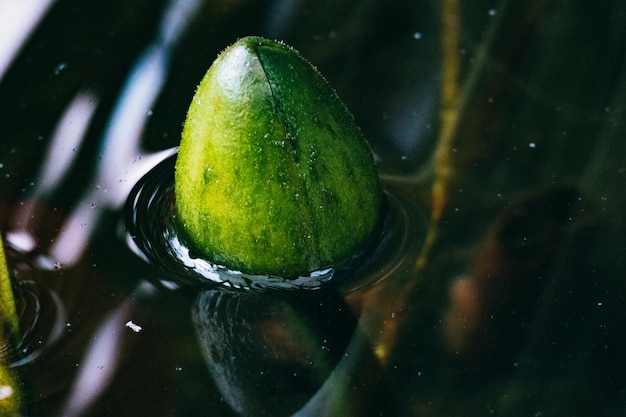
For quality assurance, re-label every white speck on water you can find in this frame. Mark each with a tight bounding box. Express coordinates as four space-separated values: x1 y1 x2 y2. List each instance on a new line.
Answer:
0 163 3 169
125 320 142 333
412 32 422 40
529 142 536 148
488 9 497 16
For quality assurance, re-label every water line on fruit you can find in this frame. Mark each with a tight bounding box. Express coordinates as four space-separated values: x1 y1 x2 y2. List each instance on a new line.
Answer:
125 154 425 293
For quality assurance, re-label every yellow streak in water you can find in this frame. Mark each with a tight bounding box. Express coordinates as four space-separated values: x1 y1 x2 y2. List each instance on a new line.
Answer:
414 0 461 273
366 0 464 365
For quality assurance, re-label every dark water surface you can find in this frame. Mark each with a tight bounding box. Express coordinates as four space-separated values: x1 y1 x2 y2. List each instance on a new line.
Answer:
1 1 626 416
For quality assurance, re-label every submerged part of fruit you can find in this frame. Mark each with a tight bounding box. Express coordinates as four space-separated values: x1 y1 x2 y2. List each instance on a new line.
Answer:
175 36 382 277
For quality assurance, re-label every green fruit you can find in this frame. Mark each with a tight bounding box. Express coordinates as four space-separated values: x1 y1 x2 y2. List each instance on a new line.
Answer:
175 36 382 277
0 237 19 336
0 238 22 416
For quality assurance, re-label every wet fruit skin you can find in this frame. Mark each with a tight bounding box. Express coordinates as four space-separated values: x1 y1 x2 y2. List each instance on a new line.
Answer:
175 36 382 277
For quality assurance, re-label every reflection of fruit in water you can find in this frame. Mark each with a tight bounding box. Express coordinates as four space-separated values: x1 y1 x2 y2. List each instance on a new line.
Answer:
443 186 595 371
192 289 357 416
175 36 382 278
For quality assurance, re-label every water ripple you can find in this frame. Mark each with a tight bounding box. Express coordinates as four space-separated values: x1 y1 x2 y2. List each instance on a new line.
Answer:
125 154 425 292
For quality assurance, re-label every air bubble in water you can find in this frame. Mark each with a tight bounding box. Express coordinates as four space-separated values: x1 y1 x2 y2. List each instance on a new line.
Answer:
53 62 67 75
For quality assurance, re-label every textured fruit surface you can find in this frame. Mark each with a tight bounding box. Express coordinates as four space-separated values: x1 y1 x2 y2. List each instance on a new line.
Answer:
175 36 382 277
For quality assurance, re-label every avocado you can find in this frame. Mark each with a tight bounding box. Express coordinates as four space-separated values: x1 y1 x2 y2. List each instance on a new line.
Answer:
175 36 382 277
